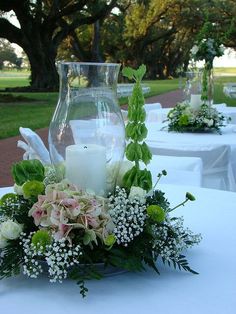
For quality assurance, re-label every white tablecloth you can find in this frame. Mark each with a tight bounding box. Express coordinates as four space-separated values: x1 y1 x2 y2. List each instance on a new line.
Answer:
146 122 236 191
217 106 236 124
0 185 236 314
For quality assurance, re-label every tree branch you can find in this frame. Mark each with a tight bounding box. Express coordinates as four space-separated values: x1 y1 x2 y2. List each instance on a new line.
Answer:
52 0 117 49
0 17 23 46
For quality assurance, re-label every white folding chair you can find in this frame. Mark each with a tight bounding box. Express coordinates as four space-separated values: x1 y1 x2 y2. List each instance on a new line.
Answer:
121 103 162 123
146 155 203 187
148 143 234 191
144 103 162 111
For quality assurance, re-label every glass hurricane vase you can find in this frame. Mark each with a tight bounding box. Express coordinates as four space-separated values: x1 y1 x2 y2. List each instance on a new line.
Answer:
183 71 202 110
48 62 125 196
202 64 214 106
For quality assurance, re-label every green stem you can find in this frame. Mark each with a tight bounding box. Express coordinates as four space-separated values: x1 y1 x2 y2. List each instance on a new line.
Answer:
168 198 189 212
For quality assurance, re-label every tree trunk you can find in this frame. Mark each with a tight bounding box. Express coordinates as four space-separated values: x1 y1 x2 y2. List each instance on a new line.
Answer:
91 20 103 62
29 54 58 91
24 40 59 91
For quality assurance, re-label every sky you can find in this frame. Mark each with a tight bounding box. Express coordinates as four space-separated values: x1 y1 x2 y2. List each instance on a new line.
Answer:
214 48 236 67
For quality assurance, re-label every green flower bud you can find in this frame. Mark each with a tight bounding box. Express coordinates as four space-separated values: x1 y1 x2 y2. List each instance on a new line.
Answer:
162 170 167 176
22 180 45 199
31 230 51 251
104 234 116 247
146 205 165 223
186 192 195 201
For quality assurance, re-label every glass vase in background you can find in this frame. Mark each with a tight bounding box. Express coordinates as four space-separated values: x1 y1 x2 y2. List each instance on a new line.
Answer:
48 62 125 196
201 65 214 106
183 71 202 110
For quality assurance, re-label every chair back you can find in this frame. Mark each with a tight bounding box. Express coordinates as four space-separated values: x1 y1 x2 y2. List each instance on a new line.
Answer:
146 155 203 187
149 143 232 191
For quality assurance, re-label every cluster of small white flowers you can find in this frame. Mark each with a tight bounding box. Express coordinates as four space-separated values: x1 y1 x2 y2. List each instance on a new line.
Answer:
21 232 43 278
45 238 81 283
20 233 82 283
108 187 146 246
0 197 22 222
152 216 202 262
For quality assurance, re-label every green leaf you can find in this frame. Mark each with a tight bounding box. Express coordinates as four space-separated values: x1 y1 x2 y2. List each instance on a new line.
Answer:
141 142 152 165
122 67 134 80
122 166 139 190
125 123 147 142
136 169 152 191
126 142 142 161
136 64 146 81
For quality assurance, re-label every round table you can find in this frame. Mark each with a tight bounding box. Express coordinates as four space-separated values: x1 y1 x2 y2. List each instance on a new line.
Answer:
0 184 235 314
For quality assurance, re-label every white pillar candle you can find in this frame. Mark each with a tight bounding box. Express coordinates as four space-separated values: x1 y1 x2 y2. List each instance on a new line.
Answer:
65 144 106 196
190 94 202 110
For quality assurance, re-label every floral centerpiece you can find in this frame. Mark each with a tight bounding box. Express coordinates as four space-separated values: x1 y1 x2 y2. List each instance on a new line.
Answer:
166 102 227 134
165 21 227 134
0 65 201 297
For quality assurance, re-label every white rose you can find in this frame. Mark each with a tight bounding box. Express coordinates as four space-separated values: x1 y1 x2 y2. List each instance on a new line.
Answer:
116 160 134 187
0 220 23 240
128 186 146 203
0 232 8 248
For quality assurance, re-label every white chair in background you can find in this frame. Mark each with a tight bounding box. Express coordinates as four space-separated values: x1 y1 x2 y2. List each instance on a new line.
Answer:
144 103 162 111
148 143 235 191
146 155 203 187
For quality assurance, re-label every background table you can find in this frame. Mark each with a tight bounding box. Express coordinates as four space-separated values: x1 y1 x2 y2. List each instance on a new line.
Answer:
146 122 236 191
0 184 236 314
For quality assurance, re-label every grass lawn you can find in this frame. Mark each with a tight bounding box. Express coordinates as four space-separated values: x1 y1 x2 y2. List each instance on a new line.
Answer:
0 71 236 139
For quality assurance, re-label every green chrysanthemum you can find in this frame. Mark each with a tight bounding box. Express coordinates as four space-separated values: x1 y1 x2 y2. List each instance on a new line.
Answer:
22 180 45 199
146 205 165 223
31 230 52 251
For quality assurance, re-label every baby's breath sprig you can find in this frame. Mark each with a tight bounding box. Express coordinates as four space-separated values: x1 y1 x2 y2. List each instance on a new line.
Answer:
21 232 82 283
108 186 146 246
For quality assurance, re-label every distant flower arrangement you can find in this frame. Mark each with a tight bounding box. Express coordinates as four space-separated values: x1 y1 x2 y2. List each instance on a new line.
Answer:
0 65 201 297
166 102 227 134
190 21 225 67
191 38 224 65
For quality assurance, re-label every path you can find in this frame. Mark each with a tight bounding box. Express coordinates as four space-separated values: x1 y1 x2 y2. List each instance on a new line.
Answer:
0 89 183 187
